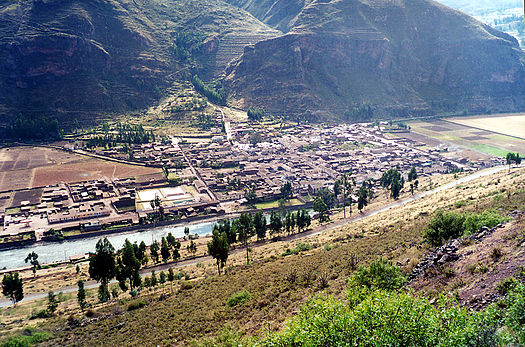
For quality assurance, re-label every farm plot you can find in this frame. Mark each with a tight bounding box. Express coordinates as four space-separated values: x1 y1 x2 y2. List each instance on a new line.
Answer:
448 113 525 140
33 159 160 187
409 118 525 158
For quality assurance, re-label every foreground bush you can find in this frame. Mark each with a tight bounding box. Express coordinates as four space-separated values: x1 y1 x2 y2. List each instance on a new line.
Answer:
1 327 52 347
350 258 406 291
424 209 507 246
262 290 499 346
226 290 251 308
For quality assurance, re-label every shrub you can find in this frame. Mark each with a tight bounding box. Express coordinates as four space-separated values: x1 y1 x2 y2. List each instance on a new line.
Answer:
180 281 193 291
226 290 251 308
282 243 313 256
497 277 519 295
127 300 146 311
425 209 507 246
424 210 466 246
349 258 406 291
1 327 52 347
262 291 499 346
463 210 507 236
491 247 503 261
503 283 525 344
29 309 50 320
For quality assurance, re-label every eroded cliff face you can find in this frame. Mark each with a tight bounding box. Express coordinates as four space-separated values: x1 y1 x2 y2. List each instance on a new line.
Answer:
225 0 525 119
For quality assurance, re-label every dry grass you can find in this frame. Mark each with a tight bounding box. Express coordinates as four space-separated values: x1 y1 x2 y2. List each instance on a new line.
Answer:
2 167 524 345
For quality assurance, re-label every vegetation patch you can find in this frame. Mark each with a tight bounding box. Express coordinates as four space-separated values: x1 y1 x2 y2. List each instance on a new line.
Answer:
1 327 52 347
282 243 313 256
226 290 251 308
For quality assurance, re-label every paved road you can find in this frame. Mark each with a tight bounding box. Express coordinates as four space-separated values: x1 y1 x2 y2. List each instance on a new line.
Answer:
0 165 509 307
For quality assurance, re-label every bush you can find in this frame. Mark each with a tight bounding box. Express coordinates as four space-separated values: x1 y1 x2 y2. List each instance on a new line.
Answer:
1 327 52 347
463 210 507 236
127 300 146 311
349 258 406 291
29 309 50 320
282 243 313 256
262 291 499 346
503 283 525 344
424 209 507 246
226 290 251 308
424 210 466 246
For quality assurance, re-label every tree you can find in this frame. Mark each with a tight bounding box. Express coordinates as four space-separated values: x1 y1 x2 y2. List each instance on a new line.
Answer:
184 226 190 239
216 219 235 245
25 251 40 278
314 196 329 222
296 209 306 232
253 211 267 240
159 271 166 284
150 241 160 263
207 229 230 275
236 212 254 264
381 168 404 199
280 181 293 200
167 268 175 282
247 107 265 121
77 280 87 311
357 181 373 212
270 211 282 235
2 272 23 306
285 212 293 234
187 240 197 258
47 291 58 314
151 270 158 286
138 241 147 264
506 152 521 171
115 239 141 291
89 238 116 302
244 185 257 205
316 188 336 209
338 172 355 218
161 237 171 262
407 167 418 182
166 233 176 247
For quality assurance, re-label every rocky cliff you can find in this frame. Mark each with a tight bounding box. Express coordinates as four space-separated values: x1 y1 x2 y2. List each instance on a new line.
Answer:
224 0 525 120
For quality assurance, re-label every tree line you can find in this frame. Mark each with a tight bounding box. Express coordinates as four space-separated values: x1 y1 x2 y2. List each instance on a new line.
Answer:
191 75 227 105
9 114 62 140
85 123 155 149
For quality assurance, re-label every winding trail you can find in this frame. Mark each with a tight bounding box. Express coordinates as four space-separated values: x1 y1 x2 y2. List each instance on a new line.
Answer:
0 165 509 307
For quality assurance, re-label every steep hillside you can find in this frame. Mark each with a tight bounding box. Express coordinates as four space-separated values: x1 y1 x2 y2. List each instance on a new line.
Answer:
225 0 525 120
0 0 279 124
223 0 315 32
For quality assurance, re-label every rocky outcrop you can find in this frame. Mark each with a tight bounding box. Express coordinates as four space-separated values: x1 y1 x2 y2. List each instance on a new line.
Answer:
225 0 525 120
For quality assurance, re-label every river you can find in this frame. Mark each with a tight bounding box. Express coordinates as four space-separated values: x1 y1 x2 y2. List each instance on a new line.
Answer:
0 165 507 270
0 220 219 270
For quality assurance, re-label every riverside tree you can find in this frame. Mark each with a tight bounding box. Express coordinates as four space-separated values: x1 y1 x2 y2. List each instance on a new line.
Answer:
253 211 267 240
506 152 521 171
77 280 87 311
235 212 254 264
2 272 23 306
24 251 40 278
314 196 329 222
270 211 282 235
207 229 229 275
89 238 116 303
115 239 141 291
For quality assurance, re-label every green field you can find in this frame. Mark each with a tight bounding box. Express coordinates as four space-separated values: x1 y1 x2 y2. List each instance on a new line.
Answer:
255 198 302 209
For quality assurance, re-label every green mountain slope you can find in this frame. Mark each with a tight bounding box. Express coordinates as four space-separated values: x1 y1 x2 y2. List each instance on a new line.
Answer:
225 0 525 120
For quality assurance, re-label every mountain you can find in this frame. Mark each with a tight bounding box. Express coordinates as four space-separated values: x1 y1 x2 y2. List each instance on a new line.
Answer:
0 0 524 125
224 0 525 120
437 0 525 47
0 0 279 124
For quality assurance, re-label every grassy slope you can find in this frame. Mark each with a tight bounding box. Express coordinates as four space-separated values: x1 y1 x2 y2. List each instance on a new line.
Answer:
36 167 525 346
